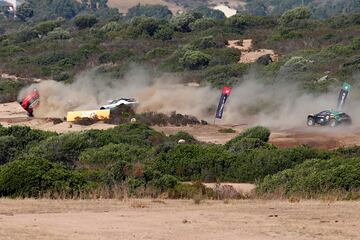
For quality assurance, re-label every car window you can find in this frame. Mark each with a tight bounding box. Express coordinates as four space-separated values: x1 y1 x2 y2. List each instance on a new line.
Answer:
319 111 329 115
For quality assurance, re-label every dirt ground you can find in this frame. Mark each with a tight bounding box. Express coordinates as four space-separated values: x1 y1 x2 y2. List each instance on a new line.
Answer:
2 101 360 149
0 199 359 240
227 39 278 64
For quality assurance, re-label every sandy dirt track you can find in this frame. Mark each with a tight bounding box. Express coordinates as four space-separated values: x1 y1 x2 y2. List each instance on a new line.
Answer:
2 101 360 149
0 199 359 240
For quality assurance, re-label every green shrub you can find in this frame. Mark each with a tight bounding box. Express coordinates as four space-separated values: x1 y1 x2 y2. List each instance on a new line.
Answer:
101 21 123 32
0 136 18 165
335 146 360 158
0 79 24 103
227 137 266 152
127 4 172 19
34 52 75 66
225 126 270 149
127 16 161 38
226 14 271 30
153 23 174 40
218 128 236 134
152 174 179 191
0 125 56 150
14 29 38 43
74 15 98 29
47 27 70 40
0 157 86 197
190 18 216 31
279 7 311 27
98 49 134 64
79 143 153 169
154 144 233 181
27 133 93 166
145 47 172 59
171 12 201 32
227 146 331 182
179 50 211 70
203 63 249 87
192 35 217 49
169 131 198 144
168 182 215 199
258 158 360 197
207 48 240 66
16 2 34 21
193 6 225 19
34 19 63 35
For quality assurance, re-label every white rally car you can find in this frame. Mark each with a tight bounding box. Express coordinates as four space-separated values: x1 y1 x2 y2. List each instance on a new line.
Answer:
100 98 138 110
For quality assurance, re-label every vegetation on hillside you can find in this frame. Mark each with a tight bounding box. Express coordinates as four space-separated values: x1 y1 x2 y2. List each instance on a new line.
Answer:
0 2 358 93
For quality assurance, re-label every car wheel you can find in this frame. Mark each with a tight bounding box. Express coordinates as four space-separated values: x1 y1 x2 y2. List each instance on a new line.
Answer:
307 118 315 126
100 107 105 110
329 119 337 128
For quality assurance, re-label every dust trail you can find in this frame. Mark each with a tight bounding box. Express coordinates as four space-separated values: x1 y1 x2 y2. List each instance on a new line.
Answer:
19 66 218 119
18 65 360 129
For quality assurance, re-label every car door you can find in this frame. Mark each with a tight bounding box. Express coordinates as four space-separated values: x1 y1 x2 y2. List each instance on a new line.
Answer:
315 111 329 124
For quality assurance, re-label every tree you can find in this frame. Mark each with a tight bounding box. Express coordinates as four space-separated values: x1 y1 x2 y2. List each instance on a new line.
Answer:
279 7 311 26
190 18 216 31
193 6 225 19
25 0 81 20
74 15 98 29
127 4 172 19
16 3 34 21
171 12 201 32
179 50 211 70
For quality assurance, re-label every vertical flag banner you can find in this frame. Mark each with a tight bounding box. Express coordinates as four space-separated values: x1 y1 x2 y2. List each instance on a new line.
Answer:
215 86 232 119
337 82 352 111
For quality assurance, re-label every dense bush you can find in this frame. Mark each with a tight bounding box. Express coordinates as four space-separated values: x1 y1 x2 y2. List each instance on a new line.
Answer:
190 18 216 31
258 158 360 197
16 3 34 21
154 144 236 182
47 27 70 40
34 19 63 35
0 125 56 150
207 48 240 66
127 4 172 19
193 6 225 19
0 157 86 197
0 79 24 103
225 126 271 149
0 136 18 165
171 12 201 32
179 50 211 70
279 7 311 27
127 17 173 40
203 63 249 87
226 146 331 182
79 143 153 169
74 15 98 29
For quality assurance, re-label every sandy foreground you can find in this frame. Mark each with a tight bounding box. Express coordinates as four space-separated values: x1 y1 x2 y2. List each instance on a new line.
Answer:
0 199 359 240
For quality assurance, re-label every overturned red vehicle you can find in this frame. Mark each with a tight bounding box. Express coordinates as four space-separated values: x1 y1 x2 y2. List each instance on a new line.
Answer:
18 89 40 117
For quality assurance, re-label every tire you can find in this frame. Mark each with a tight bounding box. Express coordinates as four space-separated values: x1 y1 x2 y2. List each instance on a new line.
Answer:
307 117 315 126
329 119 337 128
100 107 105 110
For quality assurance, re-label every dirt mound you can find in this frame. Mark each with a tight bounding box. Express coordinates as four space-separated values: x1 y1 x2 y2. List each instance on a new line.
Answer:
92 105 209 126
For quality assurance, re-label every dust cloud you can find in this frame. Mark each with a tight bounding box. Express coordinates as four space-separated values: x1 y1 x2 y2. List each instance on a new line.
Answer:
19 65 360 129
